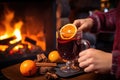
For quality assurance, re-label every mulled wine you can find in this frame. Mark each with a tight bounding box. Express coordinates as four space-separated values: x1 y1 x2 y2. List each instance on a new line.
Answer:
57 38 81 61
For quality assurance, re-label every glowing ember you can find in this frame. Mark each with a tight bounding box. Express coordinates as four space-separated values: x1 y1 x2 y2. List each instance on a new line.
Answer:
0 45 8 51
13 44 24 51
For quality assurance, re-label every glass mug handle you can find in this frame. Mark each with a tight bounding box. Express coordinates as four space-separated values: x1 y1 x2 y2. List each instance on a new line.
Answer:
76 31 90 50
81 39 90 50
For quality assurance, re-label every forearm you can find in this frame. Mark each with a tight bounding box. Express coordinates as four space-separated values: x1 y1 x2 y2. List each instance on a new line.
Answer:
89 9 116 33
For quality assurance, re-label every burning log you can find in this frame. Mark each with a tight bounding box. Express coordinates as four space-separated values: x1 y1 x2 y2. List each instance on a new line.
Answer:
25 37 36 45
18 43 31 54
5 40 21 54
0 36 16 45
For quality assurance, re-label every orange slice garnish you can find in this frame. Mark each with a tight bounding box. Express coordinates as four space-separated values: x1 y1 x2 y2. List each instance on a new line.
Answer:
59 24 77 40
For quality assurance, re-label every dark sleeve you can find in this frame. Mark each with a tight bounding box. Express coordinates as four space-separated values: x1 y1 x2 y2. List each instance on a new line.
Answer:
89 9 116 33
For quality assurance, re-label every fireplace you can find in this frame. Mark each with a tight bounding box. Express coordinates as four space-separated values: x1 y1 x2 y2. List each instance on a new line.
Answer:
0 0 56 69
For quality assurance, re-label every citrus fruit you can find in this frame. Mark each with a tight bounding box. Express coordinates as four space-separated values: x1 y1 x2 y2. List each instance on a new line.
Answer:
59 24 77 40
48 50 62 62
20 60 37 76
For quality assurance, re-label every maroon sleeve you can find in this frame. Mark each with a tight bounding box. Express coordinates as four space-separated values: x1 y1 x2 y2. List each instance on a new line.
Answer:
89 9 116 33
112 50 120 79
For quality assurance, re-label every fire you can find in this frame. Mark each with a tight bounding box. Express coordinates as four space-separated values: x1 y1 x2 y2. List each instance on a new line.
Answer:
0 9 14 40
0 6 46 52
0 8 23 51
10 21 23 44
0 34 9 40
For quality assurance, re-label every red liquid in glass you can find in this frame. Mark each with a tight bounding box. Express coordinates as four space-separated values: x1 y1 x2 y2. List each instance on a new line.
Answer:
57 38 81 61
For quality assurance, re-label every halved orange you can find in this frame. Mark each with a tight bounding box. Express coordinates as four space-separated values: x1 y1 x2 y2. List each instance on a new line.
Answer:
59 24 77 40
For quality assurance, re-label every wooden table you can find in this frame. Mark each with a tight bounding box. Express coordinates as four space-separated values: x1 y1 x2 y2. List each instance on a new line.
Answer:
1 63 116 80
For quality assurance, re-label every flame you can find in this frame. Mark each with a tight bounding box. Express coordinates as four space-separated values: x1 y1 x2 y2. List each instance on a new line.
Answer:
0 9 14 40
10 21 23 44
0 34 9 40
0 7 23 44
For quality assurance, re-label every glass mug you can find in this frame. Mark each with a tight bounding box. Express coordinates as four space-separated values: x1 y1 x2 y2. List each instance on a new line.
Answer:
57 25 90 73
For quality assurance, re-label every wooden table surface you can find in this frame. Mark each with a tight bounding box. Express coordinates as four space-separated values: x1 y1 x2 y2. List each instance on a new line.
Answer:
1 63 116 80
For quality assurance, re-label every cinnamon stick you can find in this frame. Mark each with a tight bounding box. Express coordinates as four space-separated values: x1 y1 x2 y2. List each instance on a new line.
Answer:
36 62 57 67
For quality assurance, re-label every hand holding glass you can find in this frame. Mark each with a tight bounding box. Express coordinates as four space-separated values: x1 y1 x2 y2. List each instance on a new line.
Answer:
57 24 90 73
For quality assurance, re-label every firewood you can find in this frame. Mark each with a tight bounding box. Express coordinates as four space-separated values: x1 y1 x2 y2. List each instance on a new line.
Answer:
25 37 36 45
5 40 21 53
0 36 16 45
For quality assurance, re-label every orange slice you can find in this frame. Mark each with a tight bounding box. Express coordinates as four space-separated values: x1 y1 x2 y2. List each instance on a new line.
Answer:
59 24 77 40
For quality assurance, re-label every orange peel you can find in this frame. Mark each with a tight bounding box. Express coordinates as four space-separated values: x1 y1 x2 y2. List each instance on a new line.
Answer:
48 50 62 62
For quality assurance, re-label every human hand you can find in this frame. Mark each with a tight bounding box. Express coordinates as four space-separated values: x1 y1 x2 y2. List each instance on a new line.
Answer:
73 18 94 32
78 48 112 74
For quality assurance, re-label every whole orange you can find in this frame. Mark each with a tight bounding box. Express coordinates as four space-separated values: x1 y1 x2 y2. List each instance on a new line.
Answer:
20 60 37 76
48 50 62 62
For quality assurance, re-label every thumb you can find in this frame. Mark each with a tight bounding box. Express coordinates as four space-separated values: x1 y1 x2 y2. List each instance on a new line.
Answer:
77 23 88 32
73 19 82 28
